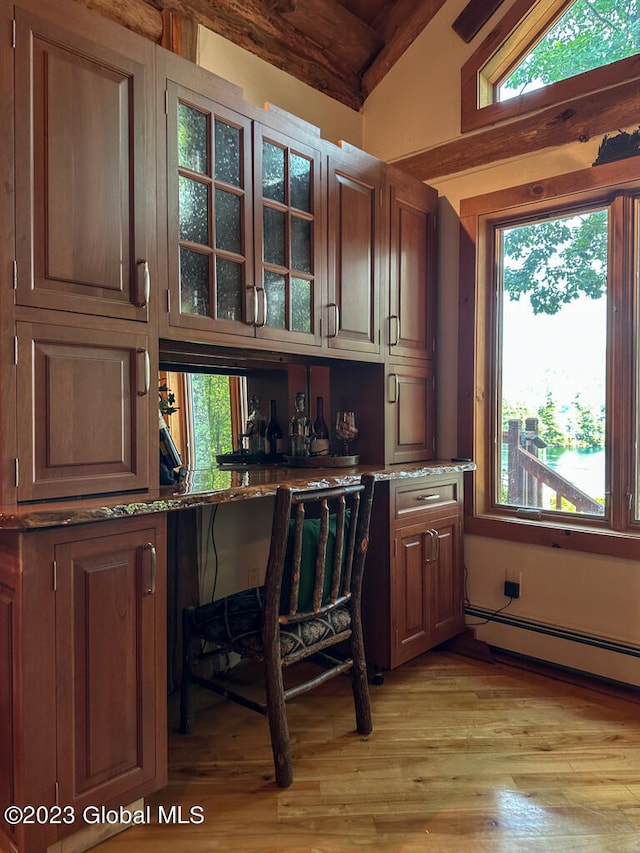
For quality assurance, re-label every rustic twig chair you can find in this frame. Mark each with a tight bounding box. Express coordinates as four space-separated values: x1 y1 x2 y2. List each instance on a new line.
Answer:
180 474 375 787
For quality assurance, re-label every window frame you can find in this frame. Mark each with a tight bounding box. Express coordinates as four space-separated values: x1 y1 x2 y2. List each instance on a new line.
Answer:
461 0 640 134
458 157 640 559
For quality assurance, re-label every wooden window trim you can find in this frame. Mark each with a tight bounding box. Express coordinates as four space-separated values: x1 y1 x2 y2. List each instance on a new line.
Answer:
461 0 640 134
458 156 640 559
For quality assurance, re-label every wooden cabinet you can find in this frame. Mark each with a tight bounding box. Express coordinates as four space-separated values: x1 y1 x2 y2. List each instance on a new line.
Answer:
159 52 324 351
16 320 151 502
5 0 158 504
385 362 436 465
326 142 384 359
363 474 465 673
0 515 167 853
386 166 438 361
14 2 156 322
383 166 439 465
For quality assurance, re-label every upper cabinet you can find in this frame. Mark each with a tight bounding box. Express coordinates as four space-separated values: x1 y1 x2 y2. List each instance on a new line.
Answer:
14 5 156 322
326 143 384 359
159 53 323 350
386 165 438 362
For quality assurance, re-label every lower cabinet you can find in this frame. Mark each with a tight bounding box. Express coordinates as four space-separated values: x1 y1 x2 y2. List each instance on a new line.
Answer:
363 473 465 672
0 515 167 853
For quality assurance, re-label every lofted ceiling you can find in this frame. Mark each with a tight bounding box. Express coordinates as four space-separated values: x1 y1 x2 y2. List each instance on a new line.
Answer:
95 0 506 111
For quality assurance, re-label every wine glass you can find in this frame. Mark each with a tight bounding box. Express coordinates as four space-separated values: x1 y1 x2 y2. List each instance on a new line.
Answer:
335 411 358 456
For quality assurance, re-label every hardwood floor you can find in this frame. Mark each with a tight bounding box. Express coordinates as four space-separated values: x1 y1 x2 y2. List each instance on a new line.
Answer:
96 650 640 852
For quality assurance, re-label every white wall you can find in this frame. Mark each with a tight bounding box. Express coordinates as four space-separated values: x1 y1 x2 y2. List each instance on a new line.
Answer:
195 2 640 686
197 27 363 148
363 0 640 685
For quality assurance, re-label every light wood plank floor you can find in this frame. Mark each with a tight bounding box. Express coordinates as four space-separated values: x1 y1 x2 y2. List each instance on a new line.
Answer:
96 651 640 852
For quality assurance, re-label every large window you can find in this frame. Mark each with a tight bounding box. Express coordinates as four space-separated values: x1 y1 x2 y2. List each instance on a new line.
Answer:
459 160 640 556
461 0 640 133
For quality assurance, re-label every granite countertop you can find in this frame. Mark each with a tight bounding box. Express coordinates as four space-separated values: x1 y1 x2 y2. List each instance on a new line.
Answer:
0 460 475 531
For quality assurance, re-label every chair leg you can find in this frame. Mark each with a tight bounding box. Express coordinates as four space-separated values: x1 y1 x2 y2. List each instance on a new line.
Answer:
180 609 195 735
264 653 293 787
350 623 373 735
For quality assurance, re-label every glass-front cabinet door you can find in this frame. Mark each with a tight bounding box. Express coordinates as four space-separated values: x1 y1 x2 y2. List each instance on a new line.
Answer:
253 124 323 348
165 81 255 339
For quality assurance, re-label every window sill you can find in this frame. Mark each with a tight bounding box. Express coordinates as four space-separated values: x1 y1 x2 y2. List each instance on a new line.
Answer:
465 514 640 560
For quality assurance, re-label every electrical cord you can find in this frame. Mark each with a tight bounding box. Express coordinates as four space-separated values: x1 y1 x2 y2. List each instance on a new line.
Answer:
462 561 516 626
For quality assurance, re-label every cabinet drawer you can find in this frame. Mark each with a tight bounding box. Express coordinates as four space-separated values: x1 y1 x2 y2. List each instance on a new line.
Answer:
393 479 459 520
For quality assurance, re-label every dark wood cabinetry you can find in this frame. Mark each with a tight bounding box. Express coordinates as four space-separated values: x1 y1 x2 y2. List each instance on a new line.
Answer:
0 516 166 853
364 474 465 672
16 320 151 502
6 0 158 506
326 143 384 359
384 167 439 465
159 52 324 351
14 5 156 322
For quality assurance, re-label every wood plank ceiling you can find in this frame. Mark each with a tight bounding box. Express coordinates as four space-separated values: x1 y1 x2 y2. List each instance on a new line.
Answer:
81 0 456 111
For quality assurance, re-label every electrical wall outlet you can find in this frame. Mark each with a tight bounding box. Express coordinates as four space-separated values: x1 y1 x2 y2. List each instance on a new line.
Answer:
505 570 523 596
504 579 520 598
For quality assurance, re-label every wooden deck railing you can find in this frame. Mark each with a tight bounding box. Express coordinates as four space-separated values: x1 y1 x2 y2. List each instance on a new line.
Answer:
505 418 603 514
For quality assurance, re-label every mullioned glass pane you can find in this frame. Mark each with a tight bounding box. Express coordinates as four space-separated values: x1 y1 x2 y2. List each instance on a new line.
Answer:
215 189 241 254
291 216 311 273
178 103 209 174
264 270 286 328
263 207 286 267
179 176 209 245
180 248 210 316
216 257 243 321
214 119 241 187
290 152 311 212
291 277 311 332
263 141 285 203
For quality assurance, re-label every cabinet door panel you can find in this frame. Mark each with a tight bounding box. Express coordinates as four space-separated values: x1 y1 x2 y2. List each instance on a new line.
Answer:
162 65 255 340
254 123 323 348
392 524 430 667
16 322 149 501
386 363 436 464
54 522 166 811
431 512 465 646
14 8 154 320
327 146 382 357
388 170 437 360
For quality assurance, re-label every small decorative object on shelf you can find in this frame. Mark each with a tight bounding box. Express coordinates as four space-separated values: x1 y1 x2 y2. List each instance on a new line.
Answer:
266 399 283 457
246 395 266 456
289 391 311 457
335 411 358 456
311 396 330 456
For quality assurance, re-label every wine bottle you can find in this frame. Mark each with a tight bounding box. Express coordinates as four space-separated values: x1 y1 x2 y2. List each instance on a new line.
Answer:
312 396 330 456
266 399 282 456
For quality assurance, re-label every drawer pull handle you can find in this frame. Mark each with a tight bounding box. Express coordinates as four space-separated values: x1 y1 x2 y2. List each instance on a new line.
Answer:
417 494 441 502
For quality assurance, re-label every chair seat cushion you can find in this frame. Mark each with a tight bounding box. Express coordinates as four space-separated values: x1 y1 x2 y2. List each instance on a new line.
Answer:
189 588 352 659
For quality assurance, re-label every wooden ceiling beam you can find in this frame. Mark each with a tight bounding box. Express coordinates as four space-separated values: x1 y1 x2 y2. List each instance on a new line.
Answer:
362 0 447 98
280 0 383 76
452 0 508 43
152 0 365 108
78 0 163 42
392 78 640 180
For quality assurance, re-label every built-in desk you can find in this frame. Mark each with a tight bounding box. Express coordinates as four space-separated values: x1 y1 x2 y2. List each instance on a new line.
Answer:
0 460 473 853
